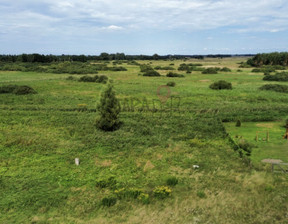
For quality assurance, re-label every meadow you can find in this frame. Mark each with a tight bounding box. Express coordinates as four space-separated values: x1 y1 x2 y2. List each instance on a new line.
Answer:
0 57 288 223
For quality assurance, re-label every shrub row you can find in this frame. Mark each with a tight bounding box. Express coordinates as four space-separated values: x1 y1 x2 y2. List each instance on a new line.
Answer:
79 75 108 83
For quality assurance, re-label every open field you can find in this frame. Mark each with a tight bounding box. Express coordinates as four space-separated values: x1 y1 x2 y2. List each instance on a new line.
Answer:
1 57 288 223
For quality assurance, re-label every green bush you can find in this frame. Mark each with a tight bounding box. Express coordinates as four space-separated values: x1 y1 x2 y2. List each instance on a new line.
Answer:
209 80 232 90
166 177 178 186
101 196 117 207
79 75 108 83
0 85 18 94
197 191 206 198
154 66 175 70
166 72 184 78
259 84 288 93
13 86 37 95
220 67 232 72
263 72 288 81
153 186 172 199
238 139 253 156
236 120 241 127
143 70 161 77
202 67 219 74
166 81 176 87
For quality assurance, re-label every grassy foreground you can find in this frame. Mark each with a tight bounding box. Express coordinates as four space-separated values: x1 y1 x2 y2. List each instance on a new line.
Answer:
1 58 288 223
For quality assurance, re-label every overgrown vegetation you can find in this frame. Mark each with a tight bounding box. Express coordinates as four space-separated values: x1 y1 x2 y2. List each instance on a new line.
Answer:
1 57 288 223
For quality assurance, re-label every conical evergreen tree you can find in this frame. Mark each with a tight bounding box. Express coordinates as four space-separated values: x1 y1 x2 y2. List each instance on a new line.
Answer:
96 83 121 131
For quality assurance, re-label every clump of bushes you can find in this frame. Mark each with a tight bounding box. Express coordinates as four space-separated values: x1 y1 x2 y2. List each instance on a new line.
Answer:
209 80 232 90
0 85 37 95
79 75 108 83
166 72 184 78
259 84 288 93
166 81 176 87
263 72 288 81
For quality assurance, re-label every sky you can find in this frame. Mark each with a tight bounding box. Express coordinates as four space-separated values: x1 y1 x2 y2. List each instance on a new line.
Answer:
1 0 288 55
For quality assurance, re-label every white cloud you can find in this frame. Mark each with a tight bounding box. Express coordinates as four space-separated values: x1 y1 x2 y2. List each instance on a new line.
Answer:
2 0 288 33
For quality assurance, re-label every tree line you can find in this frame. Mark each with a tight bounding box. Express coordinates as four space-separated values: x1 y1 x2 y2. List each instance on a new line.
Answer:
0 53 249 63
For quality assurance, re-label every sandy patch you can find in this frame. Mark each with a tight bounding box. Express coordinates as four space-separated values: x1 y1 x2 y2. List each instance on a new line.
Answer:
199 79 211 82
256 123 275 128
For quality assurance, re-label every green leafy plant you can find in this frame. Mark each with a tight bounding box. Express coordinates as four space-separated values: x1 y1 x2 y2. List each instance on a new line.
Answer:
153 186 172 199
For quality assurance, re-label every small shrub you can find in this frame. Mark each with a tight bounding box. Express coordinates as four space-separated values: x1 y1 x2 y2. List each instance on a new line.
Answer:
154 66 174 70
166 81 176 87
143 70 161 77
202 67 219 74
101 196 117 207
153 186 172 199
259 84 288 93
166 72 184 78
13 86 37 95
236 120 241 127
166 177 178 186
220 67 232 72
209 80 232 90
197 191 206 198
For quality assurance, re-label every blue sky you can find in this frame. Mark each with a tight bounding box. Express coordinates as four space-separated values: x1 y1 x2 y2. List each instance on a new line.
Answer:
1 0 288 55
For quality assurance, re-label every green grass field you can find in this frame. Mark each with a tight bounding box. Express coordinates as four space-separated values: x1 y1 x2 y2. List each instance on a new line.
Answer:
1 58 288 223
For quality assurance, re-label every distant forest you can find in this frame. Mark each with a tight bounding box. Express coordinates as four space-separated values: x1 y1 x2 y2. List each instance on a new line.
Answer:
247 52 288 66
0 53 255 63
